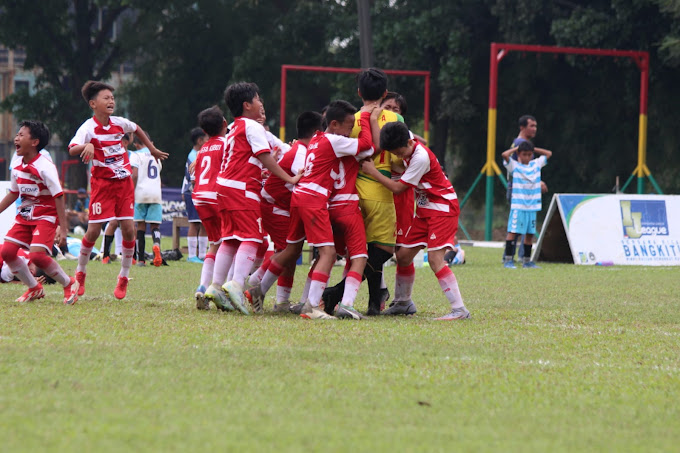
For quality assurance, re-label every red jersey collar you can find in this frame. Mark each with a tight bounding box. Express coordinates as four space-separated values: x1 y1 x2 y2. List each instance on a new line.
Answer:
92 115 112 128
20 152 42 167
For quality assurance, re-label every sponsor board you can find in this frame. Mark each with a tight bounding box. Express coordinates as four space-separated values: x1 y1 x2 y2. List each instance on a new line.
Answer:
0 181 15 241
534 194 680 266
160 188 188 237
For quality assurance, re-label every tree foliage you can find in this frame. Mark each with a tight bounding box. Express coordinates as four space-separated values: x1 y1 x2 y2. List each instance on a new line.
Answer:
2 0 680 196
0 0 154 143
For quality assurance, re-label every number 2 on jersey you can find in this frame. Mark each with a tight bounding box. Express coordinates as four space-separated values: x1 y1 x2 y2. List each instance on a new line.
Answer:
198 156 211 185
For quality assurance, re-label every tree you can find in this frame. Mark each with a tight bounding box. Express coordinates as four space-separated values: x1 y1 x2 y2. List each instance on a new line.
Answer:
124 0 363 183
0 1 155 144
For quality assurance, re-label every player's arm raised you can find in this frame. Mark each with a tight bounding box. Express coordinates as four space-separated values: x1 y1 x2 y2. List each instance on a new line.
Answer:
501 146 518 162
136 126 169 161
356 110 375 156
367 105 382 153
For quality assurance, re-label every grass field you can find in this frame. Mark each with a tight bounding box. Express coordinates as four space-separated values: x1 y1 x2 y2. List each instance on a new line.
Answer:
1 244 678 452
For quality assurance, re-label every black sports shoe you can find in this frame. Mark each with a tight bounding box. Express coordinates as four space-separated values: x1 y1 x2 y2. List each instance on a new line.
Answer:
382 299 417 316
322 284 344 315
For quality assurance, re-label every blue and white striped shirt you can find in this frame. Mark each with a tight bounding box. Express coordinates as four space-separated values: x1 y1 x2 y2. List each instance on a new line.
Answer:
503 155 547 211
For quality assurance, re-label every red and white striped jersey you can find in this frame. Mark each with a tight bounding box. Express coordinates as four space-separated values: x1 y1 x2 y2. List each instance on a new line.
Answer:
261 141 307 214
328 155 361 214
217 117 271 211
401 143 459 218
291 112 373 209
10 153 63 225
192 136 227 209
69 116 138 180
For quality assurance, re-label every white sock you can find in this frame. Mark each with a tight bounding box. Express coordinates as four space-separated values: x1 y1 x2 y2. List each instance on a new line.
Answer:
260 260 284 294
230 242 259 288
188 236 197 259
114 228 123 255
200 254 215 289
42 259 71 286
394 264 415 301
308 271 329 307
299 273 312 304
212 242 237 287
7 257 38 288
77 238 95 273
436 267 465 309
119 240 135 278
198 236 208 259
341 271 362 307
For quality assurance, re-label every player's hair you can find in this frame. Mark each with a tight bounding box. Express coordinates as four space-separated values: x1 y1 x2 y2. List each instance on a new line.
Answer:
382 91 408 116
296 111 323 139
517 140 534 153
81 80 114 102
224 82 260 117
19 120 50 150
133 130 150 146
324 100 357 126
357 68 388 101
518 115 536 128
198 106 225 137
190 127 207 144
34 269 56 285
320 105 329 130
379 121 410 151
122 133 131 142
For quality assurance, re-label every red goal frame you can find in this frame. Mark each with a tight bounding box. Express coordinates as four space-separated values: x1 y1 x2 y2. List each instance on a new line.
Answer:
279 64 431 142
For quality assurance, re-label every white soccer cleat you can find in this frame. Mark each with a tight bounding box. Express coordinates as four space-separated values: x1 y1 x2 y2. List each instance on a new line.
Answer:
300 301 336 320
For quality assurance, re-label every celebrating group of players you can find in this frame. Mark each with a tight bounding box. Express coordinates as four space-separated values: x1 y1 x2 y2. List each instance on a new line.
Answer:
1 68 470 321
190 68 470 320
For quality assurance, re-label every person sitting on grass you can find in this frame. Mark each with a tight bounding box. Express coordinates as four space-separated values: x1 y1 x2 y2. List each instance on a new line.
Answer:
501 140 552 269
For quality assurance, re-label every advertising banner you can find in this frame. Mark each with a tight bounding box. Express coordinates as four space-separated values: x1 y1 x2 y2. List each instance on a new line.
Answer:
534 194 680 266
160 188 187 238
0 181 16 241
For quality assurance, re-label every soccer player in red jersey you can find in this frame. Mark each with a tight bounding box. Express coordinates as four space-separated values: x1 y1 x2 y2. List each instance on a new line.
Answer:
380 92 416 249
68 81 168 300
203 82 301 315
361 122 471 320
245 111 323 313
323 151 371 319
191 106 232 311
0 121 79 304
253 100 375 320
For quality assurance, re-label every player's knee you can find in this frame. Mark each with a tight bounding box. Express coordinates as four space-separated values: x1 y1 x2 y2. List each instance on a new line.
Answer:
318 246 336 259
395 248 414 267
1 243 18 262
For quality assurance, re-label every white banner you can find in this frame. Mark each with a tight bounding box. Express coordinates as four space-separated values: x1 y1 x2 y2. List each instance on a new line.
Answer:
535 194 680 266
0 181 16 242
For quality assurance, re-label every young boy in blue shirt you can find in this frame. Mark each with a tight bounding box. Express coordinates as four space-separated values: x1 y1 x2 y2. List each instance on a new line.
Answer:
501 140 552 268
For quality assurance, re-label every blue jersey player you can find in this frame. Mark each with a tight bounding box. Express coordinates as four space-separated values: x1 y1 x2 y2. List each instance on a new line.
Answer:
501 140 552 268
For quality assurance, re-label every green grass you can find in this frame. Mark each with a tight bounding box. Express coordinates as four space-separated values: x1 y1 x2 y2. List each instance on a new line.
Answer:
1 245 678 452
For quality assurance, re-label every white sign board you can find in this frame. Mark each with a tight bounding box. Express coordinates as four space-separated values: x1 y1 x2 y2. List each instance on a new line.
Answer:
0 181 16 242
534 194 680 266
